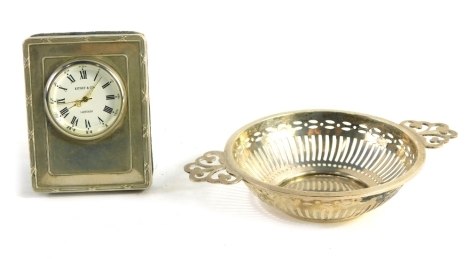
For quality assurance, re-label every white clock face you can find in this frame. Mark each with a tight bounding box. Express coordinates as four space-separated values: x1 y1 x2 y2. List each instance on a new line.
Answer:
45 60 126 140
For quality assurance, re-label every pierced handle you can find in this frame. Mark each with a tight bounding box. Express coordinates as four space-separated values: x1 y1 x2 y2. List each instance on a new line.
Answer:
184 151 242 185
400 120 457 149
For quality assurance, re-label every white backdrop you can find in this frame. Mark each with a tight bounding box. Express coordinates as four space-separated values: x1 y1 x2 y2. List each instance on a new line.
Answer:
3 1 469 258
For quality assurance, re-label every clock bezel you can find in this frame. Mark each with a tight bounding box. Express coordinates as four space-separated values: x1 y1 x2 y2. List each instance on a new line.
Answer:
44 59 127 141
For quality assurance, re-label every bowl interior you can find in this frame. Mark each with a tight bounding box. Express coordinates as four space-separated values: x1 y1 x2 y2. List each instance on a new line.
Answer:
227 111 421 194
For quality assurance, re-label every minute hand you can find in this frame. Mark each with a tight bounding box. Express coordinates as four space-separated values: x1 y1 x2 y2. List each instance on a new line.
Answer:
84 77 102 99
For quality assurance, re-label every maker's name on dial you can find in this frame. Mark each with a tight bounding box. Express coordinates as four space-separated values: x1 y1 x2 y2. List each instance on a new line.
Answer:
75 86 93 90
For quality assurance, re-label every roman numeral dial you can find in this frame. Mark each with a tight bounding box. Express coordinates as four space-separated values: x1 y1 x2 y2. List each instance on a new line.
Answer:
67 74 75 83
80 70 87 79
85 119 91 129
45 60 126 140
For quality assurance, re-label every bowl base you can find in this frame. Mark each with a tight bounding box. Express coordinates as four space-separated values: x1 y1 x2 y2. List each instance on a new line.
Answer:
278 172 369 192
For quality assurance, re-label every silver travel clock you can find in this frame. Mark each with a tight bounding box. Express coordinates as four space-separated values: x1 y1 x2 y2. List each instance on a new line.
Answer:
23 32 153 192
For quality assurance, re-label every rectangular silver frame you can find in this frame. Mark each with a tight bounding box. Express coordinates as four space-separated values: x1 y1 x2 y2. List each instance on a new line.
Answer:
23 32 153 192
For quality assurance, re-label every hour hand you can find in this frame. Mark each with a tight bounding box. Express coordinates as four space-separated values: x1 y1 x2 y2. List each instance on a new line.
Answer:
51 98 71 105
52 98 85 105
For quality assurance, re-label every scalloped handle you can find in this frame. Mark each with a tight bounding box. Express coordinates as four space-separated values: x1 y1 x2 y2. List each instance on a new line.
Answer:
184 151 242 185
400 120 457 149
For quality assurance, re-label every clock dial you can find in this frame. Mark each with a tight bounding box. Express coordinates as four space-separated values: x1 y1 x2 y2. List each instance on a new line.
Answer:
45 60 126 140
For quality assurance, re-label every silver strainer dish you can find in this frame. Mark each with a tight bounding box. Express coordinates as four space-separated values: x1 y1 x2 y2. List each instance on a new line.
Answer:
184 110 457 222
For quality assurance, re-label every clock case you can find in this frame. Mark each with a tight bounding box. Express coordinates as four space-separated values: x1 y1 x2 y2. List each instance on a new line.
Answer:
23 32 153 192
